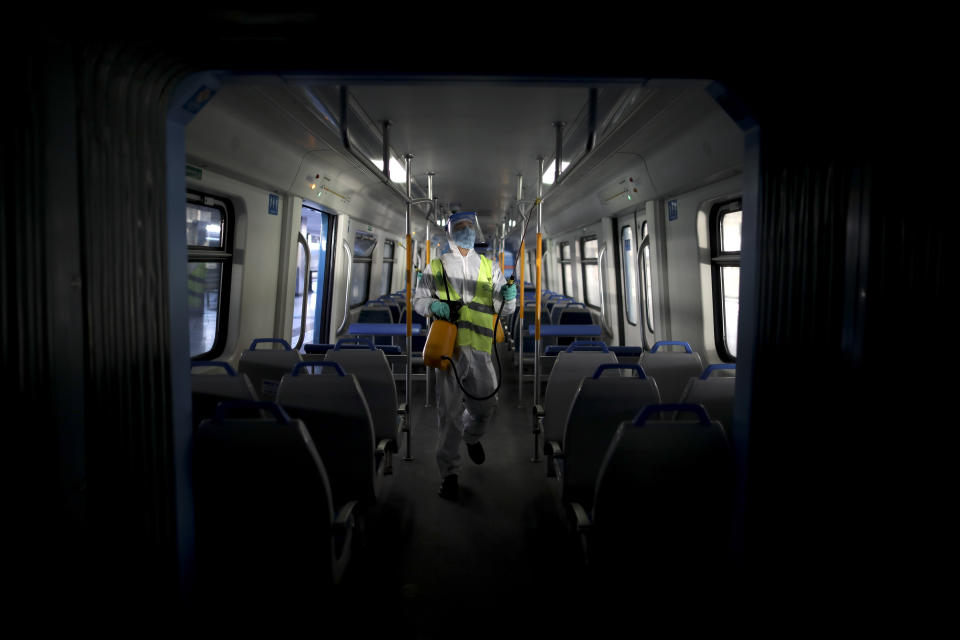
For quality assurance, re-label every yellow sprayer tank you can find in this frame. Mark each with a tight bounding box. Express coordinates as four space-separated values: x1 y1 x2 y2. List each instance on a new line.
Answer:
423 319 457 369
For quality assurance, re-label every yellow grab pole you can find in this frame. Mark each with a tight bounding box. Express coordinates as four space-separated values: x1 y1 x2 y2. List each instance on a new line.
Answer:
535 233 542 343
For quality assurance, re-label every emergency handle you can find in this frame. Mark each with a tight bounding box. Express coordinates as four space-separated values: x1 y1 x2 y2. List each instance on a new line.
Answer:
190 360 237 376
292 361 346 377
632 403 711 426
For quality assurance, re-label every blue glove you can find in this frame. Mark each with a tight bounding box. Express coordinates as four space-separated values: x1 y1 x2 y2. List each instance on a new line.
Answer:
501 282 517 301
430 300 450 320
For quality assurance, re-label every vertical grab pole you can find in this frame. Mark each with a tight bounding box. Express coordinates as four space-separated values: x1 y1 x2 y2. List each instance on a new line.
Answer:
424 174 435 408
532 157 544 463
517 235 525 406
404 153 414 461
516 173 525 408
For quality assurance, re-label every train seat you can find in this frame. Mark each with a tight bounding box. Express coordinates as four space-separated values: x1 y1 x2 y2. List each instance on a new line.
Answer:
553 364 661 515
276 362 378 511
534 342 617 473
357 305 394 346
609 345 644 367
237 338 302 401
190 360 260 431
323 339 407 472
194 400 358 610
556 306 595 346
677 364 736 437
582 403 733 588
638 341 704 403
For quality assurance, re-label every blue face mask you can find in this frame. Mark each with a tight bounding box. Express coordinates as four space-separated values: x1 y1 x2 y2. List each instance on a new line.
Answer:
452 227 475 250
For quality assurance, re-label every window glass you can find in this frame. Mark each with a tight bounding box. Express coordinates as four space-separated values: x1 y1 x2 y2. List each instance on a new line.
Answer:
186 194 232 359
580 235 600 309
721 210 742 253
622 225 638 325
350 231 377 307
187 262 222 356
187 204 223 248
562 263 574 297
380 239 395 297
711 200 742 361
721 265 740 357
559 241 573 296
351 263 371 306
583 263 600 307
642 242 654 332
582 237 599 259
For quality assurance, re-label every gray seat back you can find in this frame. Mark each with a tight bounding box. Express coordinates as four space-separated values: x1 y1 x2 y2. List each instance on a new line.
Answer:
194 401 341 608
324 347 400 449
237 338 302 401
190 361 259 430
543 348 617 445
639 342 703 403
562 367 661 511
678 365 736 437
591 403 733 582
276 362 377 510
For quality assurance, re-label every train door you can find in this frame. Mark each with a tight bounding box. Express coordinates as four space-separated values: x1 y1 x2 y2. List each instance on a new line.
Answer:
291 204 335 350
617 208 656 349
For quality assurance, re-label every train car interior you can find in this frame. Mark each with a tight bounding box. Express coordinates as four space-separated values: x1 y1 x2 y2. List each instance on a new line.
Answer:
8 14 948 634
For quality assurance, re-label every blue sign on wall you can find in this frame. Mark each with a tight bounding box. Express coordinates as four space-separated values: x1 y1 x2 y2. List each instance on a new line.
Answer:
268 194 279 216
668 199 678 221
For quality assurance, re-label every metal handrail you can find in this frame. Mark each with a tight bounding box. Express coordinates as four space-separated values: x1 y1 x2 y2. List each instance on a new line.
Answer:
598 245 613 337
294 233 311 350
336 239 352 335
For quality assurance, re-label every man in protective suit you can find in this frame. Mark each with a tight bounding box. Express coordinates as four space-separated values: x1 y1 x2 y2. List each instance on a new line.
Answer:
413 211 517 500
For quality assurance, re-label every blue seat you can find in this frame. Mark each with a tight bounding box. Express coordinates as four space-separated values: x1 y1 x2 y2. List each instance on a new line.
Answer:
190 360 260 431
585 403 733 587
277 361 379 513
194 400 358 611
638 341 704 403
550 363 661 515
677 363 736 437
237 338 302 401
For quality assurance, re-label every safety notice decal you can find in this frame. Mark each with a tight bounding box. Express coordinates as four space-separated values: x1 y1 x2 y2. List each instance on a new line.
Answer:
668 199 678 221
268 194 280 216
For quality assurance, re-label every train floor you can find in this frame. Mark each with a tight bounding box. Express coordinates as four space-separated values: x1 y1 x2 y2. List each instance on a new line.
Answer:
334 350 594 639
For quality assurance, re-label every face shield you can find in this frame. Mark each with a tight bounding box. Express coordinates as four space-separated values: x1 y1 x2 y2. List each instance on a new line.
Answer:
446 211 485 249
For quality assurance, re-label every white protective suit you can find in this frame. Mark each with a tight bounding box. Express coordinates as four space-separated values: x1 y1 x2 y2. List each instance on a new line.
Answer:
413 238 516 478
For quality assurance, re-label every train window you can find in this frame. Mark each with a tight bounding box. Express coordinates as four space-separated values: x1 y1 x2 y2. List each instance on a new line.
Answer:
710 199 742 361
560 241 573 296
526 250 534 286
380 239 395 297
186 192 233 358
350 231 377 307
621 225 638 325
581 236 600 309
640 220 655 333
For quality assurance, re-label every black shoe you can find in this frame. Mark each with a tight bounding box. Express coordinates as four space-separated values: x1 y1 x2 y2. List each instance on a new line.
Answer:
466 441 485 465
439 474 459 500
